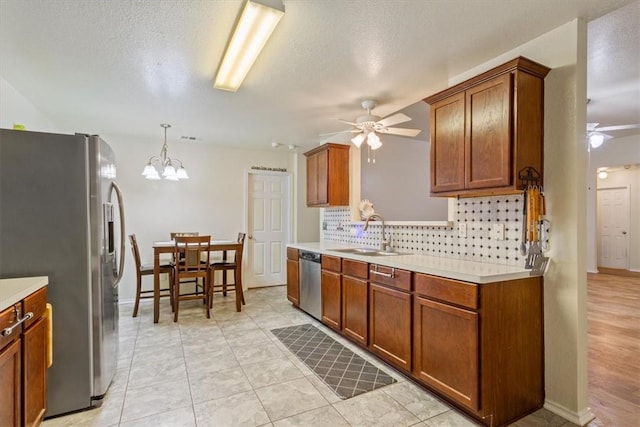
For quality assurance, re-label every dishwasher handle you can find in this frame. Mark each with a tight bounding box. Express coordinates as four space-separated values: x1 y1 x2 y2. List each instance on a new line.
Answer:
299 251 321 263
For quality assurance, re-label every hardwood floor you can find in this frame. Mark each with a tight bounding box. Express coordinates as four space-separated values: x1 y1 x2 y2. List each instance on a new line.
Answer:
587 272 640 427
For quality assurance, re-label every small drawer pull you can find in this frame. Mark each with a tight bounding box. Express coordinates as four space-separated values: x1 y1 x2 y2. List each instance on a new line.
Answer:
370 265 395 279
1 307 34 337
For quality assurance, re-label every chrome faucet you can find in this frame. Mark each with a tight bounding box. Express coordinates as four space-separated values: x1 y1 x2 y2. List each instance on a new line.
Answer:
364 214 392 252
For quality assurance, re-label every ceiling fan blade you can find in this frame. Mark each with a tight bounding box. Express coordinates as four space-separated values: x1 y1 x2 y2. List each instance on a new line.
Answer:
376 113 412 127
380 127 422 137
337 119 360 126
586 122 599 131
596 124 640 132
319 129 360 137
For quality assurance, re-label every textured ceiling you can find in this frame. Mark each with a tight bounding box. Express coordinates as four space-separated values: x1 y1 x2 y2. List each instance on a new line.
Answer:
0 0 637 150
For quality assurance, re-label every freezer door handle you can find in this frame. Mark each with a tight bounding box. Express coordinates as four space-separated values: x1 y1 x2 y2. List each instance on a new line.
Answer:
109 181 126 286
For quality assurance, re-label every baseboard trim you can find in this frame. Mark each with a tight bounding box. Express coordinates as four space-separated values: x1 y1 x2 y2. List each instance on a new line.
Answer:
586 268 599 274
544 400 595 426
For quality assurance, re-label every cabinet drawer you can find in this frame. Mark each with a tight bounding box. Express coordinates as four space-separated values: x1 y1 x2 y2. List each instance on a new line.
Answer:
414 274 477 310
286 247 299 261
321 255 341 272
369 264 411 292
0 304 21 350
23 287 47 330
343 259 368 279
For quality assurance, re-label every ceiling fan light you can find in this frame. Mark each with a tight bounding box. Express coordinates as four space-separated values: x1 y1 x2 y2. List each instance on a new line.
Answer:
589 133 605 148
351 133 366 148
367 132 382 150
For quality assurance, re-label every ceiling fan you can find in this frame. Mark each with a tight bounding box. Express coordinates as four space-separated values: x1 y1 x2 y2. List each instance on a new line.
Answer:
325 100 421 163
586 122 640 148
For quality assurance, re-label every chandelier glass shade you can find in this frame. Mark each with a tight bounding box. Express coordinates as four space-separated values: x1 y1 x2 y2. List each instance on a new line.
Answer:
141 124 189 181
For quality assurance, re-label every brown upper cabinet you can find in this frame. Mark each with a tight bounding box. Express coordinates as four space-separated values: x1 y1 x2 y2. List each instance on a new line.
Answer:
304 143 350 207
424 57 550 197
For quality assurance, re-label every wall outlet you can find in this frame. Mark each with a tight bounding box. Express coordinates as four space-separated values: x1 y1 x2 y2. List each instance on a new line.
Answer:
491 223 505 240
458 223 467 238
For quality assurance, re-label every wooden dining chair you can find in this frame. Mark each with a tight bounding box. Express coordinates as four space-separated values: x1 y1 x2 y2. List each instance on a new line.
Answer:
209 232 246 312
170 231 204 293
173 235 211 321
129 234 174 317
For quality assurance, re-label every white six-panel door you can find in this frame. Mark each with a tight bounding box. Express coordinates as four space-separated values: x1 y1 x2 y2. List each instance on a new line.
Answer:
246 172 290 287
597 187 630 269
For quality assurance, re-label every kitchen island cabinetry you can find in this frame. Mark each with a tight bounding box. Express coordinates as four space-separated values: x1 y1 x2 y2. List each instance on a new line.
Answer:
0 284 48 427
341 259 369 346
303 143 350 207
286 248 299 307
425 57 550 197
320 255 341 330
368 265 412 372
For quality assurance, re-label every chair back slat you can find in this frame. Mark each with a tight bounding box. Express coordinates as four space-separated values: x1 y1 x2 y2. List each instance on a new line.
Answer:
174 235 210 275
129 234 142 270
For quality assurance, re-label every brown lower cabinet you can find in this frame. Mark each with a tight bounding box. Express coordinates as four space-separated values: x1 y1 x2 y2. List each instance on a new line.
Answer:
287 247 544 426
286 248 299 307
0 286 48 427
413 296 479 410
368 264 412 372
341 275 368 345
321 270 341 330
369 283 412 372
413 273 543 426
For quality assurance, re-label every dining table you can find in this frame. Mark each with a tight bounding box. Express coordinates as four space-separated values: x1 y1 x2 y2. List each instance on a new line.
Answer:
152 239 240 323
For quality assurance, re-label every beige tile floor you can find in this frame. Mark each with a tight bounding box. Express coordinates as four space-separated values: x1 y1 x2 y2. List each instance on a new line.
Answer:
43 286 582 427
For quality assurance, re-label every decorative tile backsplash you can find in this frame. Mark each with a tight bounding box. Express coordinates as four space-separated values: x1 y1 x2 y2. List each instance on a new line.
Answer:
322 195 532 267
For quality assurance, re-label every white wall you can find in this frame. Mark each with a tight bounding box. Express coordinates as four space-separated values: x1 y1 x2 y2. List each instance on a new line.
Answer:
105 135 302 301
587 135 640 271
0 76 59 132
446 20 594 425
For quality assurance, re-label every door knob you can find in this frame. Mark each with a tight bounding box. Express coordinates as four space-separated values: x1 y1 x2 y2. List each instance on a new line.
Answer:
248 235 253 239
622 231 627 235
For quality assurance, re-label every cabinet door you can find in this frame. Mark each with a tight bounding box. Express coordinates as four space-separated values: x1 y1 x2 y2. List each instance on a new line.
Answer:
321 270 341 330
23 317 47 427
369 283 411 371
413 296 479 411
306 150 328 206
0 339 21 427
342 276 368 346
465 73 512 189
306 153 319 205
430 92 466 193
286 259 299 306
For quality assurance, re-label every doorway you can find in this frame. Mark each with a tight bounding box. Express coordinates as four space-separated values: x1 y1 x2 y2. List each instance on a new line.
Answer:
596 186 630 270
245 171 292 288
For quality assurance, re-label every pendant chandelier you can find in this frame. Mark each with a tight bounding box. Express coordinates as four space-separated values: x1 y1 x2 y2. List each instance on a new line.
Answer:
141 124 189 181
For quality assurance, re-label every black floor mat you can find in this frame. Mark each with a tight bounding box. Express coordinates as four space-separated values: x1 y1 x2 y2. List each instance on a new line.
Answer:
271 323 396 399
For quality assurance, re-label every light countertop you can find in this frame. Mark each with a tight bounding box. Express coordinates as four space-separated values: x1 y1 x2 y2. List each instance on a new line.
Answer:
287 242 533 284
0 276 48 311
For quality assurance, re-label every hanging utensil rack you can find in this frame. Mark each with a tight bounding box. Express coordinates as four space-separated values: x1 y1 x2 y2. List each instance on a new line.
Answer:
518 167 550 275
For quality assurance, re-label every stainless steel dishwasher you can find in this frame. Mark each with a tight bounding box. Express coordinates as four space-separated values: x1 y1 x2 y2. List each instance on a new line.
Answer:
298 251 322 320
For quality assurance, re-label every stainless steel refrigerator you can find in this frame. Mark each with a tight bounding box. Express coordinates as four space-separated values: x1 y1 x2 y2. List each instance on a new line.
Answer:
0 129 125 417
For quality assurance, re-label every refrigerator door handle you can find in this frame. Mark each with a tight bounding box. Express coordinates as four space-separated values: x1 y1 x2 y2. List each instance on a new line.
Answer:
109 181 126 286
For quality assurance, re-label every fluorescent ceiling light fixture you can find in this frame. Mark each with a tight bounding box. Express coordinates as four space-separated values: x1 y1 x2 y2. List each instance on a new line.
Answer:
214 0 284 92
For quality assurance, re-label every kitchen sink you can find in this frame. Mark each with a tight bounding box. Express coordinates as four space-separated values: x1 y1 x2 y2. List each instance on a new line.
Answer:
331 248 412 256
